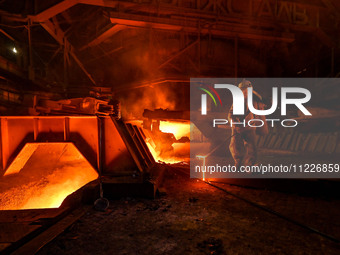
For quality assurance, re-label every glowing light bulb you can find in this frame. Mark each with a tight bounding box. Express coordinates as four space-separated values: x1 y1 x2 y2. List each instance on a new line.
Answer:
12 47 17 54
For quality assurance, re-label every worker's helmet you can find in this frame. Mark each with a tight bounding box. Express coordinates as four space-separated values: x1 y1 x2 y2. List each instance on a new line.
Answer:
238 80 252 89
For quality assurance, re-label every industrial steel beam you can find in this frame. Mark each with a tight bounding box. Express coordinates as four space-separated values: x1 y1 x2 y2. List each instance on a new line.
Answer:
321 0 340 19
79 24 126 51
40 19 96 85
0 28 15 41
158 39 199 69
29 0 125 22
1 0 336 48
30 0 78 22
110 12 295 42
2 0 335 28
85 46 123 63
25 0 334 28
29 0 119 22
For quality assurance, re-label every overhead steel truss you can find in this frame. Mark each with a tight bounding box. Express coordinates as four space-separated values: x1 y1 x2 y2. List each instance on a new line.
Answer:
0 0 338 84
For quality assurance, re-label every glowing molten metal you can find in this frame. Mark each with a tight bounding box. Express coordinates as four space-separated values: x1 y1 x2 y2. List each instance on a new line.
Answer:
146 121 190 164
0 143 98 210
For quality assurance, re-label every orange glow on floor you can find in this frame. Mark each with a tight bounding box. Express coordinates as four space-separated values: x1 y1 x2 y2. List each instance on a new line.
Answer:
0 143 98 210
146 141 188 164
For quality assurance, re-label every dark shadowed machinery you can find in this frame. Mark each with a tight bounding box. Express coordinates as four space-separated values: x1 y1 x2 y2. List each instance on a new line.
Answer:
0 0 340 254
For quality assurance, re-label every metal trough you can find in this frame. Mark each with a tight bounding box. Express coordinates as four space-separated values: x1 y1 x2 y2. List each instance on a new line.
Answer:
0 116 158 209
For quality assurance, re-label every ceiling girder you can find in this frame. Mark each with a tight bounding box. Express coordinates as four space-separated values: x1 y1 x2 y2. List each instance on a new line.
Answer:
79 24 126 51
320 0 340 19
159 39 199 69
1 0 337 47
30 0 78 22
40 18 96 85
109 12 295 42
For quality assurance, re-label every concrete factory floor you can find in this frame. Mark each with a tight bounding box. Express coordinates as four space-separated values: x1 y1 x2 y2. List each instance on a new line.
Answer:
38 166 340 254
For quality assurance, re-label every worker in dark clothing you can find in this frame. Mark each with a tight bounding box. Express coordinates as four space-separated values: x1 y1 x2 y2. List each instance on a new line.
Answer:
228 80 268 169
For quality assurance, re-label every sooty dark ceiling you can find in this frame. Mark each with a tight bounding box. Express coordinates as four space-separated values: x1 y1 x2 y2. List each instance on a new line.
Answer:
0 0 339 93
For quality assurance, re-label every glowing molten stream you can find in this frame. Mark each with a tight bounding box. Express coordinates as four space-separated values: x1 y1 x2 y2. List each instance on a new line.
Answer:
146 121 190 164
0 143 98 210
158 121 190 140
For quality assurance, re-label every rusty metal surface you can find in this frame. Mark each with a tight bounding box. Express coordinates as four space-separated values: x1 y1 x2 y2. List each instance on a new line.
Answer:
110 117 155 175
0 116 154 178
0 115 159 252
101 117 137 175
32 97 114 116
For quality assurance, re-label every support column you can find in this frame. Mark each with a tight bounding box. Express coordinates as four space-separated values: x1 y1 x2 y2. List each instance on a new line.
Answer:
27 18 34 80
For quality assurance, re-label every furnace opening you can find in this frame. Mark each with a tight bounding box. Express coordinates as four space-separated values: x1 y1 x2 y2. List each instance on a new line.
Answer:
143 120 190 164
